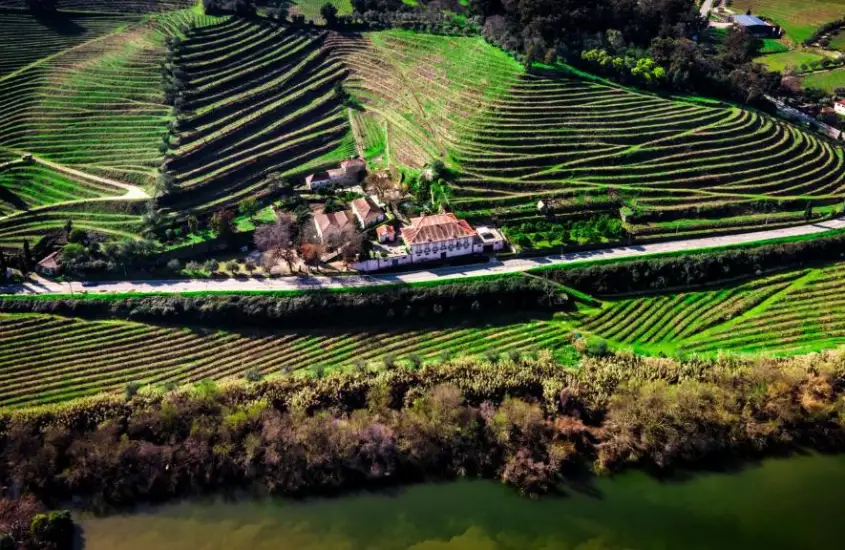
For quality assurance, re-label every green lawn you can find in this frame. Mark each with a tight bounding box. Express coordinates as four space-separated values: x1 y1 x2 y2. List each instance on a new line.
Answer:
289 0 353 22
731 0 845 43
754 49 826 71
801 67 845 92
760 38 790 54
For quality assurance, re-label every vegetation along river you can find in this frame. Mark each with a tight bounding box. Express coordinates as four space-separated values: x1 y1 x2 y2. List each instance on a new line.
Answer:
78 453 845 550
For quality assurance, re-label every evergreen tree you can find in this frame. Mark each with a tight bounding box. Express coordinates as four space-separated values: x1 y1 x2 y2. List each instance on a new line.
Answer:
22 240 32 273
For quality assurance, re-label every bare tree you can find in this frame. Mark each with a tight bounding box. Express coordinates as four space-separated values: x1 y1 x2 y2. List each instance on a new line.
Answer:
366 172 396 202
254 213 297 273
300 243 324 271
339 227 364 265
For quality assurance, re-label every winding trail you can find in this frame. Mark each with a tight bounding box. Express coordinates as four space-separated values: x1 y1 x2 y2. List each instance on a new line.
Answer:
4 216 845 296
20 154 151 200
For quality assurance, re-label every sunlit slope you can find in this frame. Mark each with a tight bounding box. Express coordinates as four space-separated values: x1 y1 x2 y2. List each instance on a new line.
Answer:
333 30 845 239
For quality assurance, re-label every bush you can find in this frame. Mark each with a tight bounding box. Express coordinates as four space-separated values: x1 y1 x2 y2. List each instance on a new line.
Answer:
244 368 263 383
30 510 73 549
125 381 141 401
167 259 181 271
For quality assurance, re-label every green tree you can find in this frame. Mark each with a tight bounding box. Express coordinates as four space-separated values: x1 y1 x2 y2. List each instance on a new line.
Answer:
22 240 32 273
320 2 338 26
210 209 235 238
239 196 260 220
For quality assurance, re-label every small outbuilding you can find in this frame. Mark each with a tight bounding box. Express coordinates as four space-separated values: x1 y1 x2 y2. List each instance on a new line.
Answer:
36 251 61 276
376 224 396 243
731 14 780 38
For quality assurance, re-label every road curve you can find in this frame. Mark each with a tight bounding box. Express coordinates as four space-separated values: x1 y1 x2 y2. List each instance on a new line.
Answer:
3 216 845 296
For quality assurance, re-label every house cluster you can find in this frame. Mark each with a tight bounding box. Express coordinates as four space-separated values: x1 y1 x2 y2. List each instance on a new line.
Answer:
306 159 506 272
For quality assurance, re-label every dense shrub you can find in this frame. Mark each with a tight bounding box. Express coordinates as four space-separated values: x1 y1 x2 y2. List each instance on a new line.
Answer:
1 350 845 514
536 229 845 295
0 277 565 328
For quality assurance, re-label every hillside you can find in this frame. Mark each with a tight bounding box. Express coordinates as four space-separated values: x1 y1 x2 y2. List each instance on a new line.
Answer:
335 30 845 242
2 6 845 250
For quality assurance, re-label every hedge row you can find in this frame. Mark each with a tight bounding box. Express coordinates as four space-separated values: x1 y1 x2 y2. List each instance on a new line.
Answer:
534 229 845 295
0 276 564 328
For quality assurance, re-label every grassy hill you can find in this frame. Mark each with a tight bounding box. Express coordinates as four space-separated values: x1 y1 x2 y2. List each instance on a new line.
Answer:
0 312 573 407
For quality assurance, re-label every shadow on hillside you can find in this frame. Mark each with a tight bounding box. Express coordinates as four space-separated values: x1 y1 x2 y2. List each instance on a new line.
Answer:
0 185 28 211
33 12 86 37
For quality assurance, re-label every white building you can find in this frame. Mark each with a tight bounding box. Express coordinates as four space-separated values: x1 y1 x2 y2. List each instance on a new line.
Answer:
835 100 845 116
402 213 478 262
475 226 507 251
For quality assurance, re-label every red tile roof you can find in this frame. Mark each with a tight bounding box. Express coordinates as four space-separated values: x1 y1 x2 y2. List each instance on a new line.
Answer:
402 213 476 245
314 211 352 234
351 197 383 226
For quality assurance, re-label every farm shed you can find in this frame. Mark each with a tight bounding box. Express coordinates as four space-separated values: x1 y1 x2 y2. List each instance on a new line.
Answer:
731 14 780 38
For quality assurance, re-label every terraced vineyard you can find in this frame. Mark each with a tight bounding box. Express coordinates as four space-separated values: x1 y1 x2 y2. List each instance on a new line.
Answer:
162 17 354 214
0 0 195 12
0 313 572 407
0 12 137 78
334 31 845 241
0 9 203 248
574 262 845 356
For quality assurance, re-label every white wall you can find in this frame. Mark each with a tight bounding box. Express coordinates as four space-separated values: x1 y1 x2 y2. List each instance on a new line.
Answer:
409 237 474 262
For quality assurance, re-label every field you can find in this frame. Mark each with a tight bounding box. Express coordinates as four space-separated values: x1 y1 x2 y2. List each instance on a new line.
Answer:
802 67 845 92
5 257 845 406
753 49 827 71
0 313 575 407
4 7 845 249
731 0 845 43
288 0 354 23
335 30 845 242
572 261 845 356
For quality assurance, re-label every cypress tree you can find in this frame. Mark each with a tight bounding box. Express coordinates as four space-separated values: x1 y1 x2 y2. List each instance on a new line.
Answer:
22 240 32 273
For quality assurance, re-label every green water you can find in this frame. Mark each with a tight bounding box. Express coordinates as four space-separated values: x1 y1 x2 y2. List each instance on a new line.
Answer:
79 453 845 550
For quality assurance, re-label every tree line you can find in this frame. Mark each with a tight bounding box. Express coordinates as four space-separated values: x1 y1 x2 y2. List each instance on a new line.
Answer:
0 275 566 328
2 347 845 545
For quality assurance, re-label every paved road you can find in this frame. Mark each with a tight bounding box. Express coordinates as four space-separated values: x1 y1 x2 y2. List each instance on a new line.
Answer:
3 216 845 296
700 0 715 17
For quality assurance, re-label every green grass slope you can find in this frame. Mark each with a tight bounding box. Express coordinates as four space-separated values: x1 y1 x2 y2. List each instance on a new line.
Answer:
0 10 202 247
572 261 845 357
0 313 573 407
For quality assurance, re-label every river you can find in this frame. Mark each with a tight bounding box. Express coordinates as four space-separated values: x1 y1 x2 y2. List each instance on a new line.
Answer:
78 453 845 550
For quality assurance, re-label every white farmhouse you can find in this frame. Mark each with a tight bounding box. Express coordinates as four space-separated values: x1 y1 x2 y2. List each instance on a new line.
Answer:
401 213 477 262
835 100 845 117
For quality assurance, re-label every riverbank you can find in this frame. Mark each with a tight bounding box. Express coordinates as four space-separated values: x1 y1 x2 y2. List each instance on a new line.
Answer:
2 350 845 513
77 452 845 550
